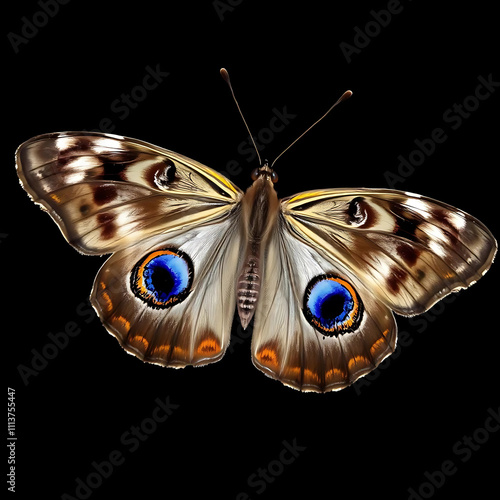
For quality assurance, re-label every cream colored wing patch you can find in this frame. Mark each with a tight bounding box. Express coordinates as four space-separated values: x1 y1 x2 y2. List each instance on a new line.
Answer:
251 216 397 392
92 212 243 367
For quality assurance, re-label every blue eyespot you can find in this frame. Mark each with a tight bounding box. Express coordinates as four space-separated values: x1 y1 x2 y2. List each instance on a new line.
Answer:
303 274 363 336
131 248 193 308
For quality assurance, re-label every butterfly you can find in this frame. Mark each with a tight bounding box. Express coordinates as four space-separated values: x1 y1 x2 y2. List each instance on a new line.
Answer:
15 69 497 392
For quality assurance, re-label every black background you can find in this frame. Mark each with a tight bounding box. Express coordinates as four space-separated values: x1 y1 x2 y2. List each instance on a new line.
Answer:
4 1 499 499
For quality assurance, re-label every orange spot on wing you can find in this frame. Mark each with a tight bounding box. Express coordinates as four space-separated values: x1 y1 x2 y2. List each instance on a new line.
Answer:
370 330 390 357
302 368 322 384
113 315 131 333
282 365 323 386
172 346 187 355
148 344 186 360
256 343 279 368
128 333 149 350
347 355 370 371
284 366 348 390
370 338 385 356
99 281 113 312
325 367 347 381
284 365 301 377
196 336 221 355
150 344 171 357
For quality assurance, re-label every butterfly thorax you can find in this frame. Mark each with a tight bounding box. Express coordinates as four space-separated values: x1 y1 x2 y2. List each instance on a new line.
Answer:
237 169 280 329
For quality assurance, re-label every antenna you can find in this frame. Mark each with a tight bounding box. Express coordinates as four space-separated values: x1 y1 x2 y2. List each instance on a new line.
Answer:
270 89 353 169
220 68 262 166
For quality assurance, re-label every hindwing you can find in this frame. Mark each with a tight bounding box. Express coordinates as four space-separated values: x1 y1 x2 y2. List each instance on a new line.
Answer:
91 212 243 367
249 188 496 392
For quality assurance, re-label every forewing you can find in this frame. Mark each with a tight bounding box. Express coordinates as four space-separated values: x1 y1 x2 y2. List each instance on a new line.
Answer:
282 188 497 316
91 212 243 367
16 132 242 255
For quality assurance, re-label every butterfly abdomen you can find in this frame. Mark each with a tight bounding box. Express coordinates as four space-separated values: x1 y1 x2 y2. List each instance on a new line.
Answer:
237 253 261 330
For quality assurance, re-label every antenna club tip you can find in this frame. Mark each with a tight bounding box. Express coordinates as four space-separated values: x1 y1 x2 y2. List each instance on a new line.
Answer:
220 68 230 83
343 90 353 100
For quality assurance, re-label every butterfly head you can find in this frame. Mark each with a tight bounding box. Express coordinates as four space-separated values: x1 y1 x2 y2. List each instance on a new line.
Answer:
250 162 278 184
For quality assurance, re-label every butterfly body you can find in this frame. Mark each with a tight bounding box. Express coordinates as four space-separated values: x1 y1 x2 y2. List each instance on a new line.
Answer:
16 131 496 392
237 164 279 328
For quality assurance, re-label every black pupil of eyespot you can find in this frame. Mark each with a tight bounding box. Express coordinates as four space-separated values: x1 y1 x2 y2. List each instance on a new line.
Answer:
348 197 366 223
320 293 345 320
151 267 174 295
166 164 176 182
348 197 361 217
